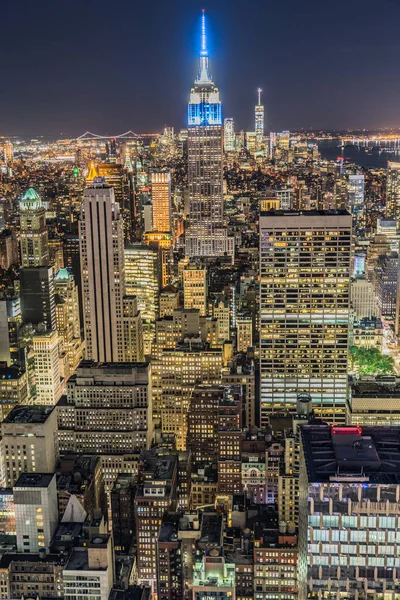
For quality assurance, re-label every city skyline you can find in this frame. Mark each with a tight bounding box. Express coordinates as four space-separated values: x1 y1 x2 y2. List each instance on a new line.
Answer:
2 0 400 136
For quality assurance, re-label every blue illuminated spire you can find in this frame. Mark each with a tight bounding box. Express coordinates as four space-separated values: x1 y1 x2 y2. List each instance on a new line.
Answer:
201 9 207 57
196 9 212 85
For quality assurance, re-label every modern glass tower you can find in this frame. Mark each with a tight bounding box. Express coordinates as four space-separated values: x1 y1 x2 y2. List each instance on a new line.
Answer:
185 11 233 258
255 88 264 151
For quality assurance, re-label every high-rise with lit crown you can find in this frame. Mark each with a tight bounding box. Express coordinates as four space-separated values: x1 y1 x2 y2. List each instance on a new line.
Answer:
255 88 264 151
185 11 234 258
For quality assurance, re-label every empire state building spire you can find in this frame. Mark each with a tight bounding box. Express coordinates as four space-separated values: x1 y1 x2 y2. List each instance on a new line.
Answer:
196 10 212 85
186 11 234 260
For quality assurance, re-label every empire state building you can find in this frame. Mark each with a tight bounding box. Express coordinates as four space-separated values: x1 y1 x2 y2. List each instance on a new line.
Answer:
185 11 234 259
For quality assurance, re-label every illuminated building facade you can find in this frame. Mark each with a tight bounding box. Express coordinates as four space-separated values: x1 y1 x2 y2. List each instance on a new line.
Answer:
32 330 61 405
3 141 13 164
135 451 177 590
260 211 351 426
255 88 264 151
161 341 223 450
183 262 207 316
185 12 233 259
386 161 400 232
19 188 49 267
224 118 235 152
348 173 365 233
0 404 57 487
299 424 400 599
125 243 160 355
54 267 84 378
57 361 152 490
0 365 29 421
79 180 125 362
151 170 172 233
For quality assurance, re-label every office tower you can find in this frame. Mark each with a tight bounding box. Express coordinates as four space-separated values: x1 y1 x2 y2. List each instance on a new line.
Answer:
0 365 29 420
185 12 233 258
125 244 160 355
376 251 398 317
386 161 400 230
222 355 256 427
157 512 183 600
135 451 177 590
334 176 349 210
187 385 241 468
33 330 61 405
144 231 173 288
224 118 235 152
14 473 58 553
57 453 107 519
255 88 264 151
161 341 223 449
159 285 179 317
19 188 49 267
350 276 378 319
122 295 144 362
260 211 352 426
0 298 11 364
20 266 56 331
79 180 125 362
0 405 57 487
151 170 172 233
0 294 29 369
111 473 136 553
299 424 400 599
213 298 230 342
0 229 18 268
97 162 134 242
54 267 84 378
63 534 114 600
57 361 152 491
236 313 253 352
183 262 207 316
3 141 13 164
348 173 365 232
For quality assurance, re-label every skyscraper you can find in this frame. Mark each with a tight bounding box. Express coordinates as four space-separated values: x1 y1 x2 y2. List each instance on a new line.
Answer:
19 188 49 267
185 11 234 259
386 161 400 231
224 118 235 152
151 170 172 233
260 210 352 425
348 173 365 233
79 179 125 362
3 141 13 164
255 88 264 151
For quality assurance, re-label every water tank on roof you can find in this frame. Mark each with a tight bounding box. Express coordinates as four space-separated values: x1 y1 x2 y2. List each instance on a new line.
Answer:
287 521 296 534
279 521 287 534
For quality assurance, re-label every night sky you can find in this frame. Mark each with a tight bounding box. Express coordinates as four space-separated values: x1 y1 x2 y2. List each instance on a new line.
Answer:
2 0 400 136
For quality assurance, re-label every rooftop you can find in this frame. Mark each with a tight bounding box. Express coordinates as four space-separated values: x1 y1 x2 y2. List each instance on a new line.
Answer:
158 513 181 543
301 424 400 484
199 512 222 546
14 473 55 488
260 209 351 217
0 366 26 380
3 404 55 425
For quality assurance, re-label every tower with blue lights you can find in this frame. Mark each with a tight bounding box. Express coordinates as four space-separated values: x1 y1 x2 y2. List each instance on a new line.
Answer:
185 11 233 258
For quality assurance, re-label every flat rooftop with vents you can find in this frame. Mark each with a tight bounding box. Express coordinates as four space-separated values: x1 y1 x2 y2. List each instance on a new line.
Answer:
300 424 400 484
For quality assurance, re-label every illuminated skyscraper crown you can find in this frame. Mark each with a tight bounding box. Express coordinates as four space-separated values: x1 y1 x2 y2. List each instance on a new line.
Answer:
188 10 222 126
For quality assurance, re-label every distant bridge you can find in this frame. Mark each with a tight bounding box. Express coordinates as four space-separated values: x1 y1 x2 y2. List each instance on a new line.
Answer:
76 130 160 141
